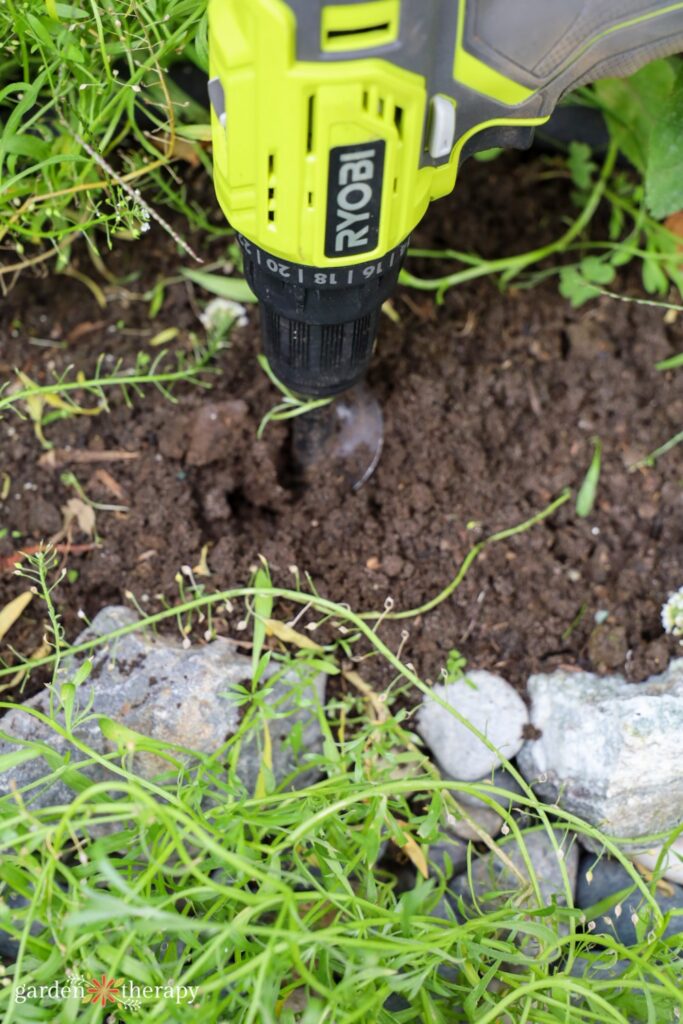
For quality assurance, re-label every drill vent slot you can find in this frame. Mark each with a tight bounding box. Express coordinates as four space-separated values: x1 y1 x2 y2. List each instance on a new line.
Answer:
321 2 399 51
306 95 315 153
327 21 390 41
267 152 276 223
394 104 403 137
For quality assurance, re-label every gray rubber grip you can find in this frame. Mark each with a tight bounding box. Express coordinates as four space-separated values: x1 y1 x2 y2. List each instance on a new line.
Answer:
286 1 683 166
465 1 683 109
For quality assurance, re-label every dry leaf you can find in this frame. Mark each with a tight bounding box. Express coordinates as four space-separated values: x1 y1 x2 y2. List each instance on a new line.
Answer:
264 618 324 652
193 544 212 578
343 667 388 723
254 716 273 799
664 210 683 241
0 592 33 644
90 468 127 502
66 320 107 343
393 819 429 879
62 497 96 538
146 133 202 166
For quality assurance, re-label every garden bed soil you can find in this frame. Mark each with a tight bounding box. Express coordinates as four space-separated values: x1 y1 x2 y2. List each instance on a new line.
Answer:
1 154 682 700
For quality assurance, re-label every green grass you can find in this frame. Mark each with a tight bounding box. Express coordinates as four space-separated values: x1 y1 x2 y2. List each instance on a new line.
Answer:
0 539 682 1023
0 0 216 278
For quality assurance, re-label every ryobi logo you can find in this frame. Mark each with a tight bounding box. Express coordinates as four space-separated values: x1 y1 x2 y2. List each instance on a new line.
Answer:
325 141 385 258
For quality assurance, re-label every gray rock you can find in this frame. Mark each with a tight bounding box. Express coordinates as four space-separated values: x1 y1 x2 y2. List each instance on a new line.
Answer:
448 801 503 840
632 837 683 886
447 768 527 840
517 661 683 839
576 853 683 946
0 606 326 809
0 889 41 961
449 828 579 925
427 835 470 879
417 671 528 781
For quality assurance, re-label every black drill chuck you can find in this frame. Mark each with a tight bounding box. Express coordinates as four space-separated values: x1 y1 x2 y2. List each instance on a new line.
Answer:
238 235 409 398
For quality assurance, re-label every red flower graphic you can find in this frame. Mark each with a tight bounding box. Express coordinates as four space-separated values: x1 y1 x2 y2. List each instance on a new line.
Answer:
86 974 121 1007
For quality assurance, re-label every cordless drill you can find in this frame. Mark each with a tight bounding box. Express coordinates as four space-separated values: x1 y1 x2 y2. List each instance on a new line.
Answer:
208 0 683 397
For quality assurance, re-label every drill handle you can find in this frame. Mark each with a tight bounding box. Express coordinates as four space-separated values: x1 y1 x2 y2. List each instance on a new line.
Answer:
540 1 683 94
454 0 683 159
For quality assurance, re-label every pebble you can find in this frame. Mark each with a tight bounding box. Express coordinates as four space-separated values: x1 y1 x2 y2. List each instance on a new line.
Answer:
0 889 43 961
448 828 579 943
185 400 248 466
576 852 683 946
0 606 326 811
517 661 683 840
427 835 470 879
447 768 526 840
587 623 628 671
417 671 528 781
631 836 683 886
382 555 404 577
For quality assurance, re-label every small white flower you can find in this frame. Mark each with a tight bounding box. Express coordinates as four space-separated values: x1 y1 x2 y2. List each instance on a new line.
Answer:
661 586 683 638
199 297 248 333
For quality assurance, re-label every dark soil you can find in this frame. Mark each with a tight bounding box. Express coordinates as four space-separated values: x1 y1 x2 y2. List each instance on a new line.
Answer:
1 154 682 699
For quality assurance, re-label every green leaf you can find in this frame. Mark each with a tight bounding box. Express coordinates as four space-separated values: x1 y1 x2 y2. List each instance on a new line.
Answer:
558 266 600 308
472 147 502 163
251 563 273 679
579 256 615 285
576 437 602 518
417 792 443 840
55 3 89 17
646 66 683 218
175 123 212 142
70 657 93 688
61 683 75 730
148 281 166 318
641 256 668 295
610 246 632 268
608 203 625 241
656 352 683 370
181 268 256 302
567 141 595 190
593 59 678 174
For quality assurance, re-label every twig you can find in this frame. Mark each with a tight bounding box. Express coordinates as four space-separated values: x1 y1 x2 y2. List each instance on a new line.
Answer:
59 119 203 264
38 449 140 470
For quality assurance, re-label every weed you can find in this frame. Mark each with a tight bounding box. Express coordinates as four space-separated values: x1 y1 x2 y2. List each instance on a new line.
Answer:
0 335 220 447
256 355 334 438
575 437 602 519
0 547 681 1022
0 0 217 279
